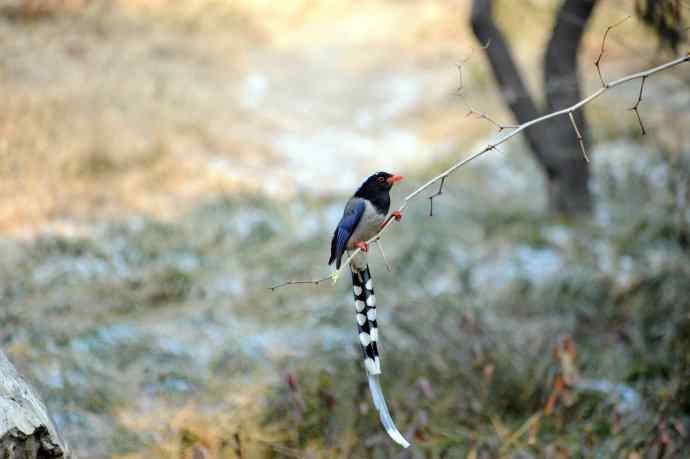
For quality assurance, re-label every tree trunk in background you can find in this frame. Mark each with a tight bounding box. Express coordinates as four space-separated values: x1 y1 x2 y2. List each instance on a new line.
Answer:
470 0 597 216
1 349 71 458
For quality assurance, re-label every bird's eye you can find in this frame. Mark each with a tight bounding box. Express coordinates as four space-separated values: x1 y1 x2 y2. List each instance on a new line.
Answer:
377 177 385 183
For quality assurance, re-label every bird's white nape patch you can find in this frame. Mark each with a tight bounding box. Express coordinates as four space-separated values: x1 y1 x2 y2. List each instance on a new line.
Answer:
365 279 373 291
370 327 378 342
353 285 362 295
355 300 365 312
367 308 376 321
366 295 376 307
364 357 381 375
359 332 371 346
356 314 366 326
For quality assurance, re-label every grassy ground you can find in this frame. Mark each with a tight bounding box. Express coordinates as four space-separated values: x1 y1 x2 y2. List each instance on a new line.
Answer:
4 141 689 458
1 1 689 458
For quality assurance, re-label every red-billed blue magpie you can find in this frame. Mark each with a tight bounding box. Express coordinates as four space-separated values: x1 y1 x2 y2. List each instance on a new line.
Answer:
328 172 409 448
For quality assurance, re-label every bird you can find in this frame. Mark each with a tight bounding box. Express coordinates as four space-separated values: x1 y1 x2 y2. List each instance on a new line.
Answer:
328 171 409 448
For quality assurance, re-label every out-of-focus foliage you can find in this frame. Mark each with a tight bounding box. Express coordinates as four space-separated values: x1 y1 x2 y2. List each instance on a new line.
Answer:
636 0 687 50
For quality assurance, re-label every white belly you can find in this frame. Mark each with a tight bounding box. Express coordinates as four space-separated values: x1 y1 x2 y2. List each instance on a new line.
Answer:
347 200 385 248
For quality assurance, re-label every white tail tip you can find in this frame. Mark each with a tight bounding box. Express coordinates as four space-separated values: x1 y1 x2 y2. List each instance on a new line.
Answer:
367 374 410 448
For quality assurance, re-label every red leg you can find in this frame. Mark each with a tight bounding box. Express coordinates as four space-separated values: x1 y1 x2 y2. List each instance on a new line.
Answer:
354 241 369 252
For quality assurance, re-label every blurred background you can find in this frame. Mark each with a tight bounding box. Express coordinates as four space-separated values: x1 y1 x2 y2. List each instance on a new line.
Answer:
0 0 688 457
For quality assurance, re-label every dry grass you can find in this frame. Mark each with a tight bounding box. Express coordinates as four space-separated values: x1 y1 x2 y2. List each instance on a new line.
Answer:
0 0 270 233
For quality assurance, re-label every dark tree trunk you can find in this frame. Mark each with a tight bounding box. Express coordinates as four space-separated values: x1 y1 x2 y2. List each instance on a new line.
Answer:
470 0 598 215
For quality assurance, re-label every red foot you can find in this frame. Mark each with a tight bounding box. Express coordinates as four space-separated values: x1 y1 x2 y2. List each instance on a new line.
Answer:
380 210 403 229
354 241 369 252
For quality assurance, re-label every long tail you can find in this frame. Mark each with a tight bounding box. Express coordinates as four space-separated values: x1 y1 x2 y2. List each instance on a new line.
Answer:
351 265 410 449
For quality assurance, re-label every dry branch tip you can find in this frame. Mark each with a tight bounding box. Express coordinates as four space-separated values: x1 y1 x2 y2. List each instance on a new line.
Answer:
595 16 631 87
375 241 392 272
628 76 647 136
568 111 589 163
428 176 447 217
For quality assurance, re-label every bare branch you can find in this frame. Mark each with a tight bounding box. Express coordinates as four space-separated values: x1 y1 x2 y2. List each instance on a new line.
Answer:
428 176 446 217
629 76 647 135
269 275 335 291
375 240 392 272
455 58 471 93
568 111 589 163
455 40 490 92
456 49 518 133
464 108 520 132
594 15 631 87
270 53 690 290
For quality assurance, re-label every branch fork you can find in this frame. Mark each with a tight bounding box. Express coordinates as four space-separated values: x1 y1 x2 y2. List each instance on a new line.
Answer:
594 16 631 88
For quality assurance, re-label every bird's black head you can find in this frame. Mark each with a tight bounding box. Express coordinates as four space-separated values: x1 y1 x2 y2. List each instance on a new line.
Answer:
353 171 403 205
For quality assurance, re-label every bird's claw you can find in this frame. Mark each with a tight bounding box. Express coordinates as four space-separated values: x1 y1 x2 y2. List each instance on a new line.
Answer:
380 211 403 230
355 241 369 252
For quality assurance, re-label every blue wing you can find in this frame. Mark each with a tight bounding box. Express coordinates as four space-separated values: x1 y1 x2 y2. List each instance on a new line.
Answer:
329 199 366 268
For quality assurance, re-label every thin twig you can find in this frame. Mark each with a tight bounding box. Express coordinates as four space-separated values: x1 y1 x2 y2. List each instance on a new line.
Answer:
629 75 647 135
594 15 631 87
464 108 520 132
270 53 690 290
456 48 518 133
428 176 446 217
455 41 490 92
456 62 468 93
269 275 335 291
375 240 392 272
568 111 589 163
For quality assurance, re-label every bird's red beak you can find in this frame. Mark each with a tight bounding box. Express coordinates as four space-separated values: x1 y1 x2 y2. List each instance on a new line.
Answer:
387 175 404 185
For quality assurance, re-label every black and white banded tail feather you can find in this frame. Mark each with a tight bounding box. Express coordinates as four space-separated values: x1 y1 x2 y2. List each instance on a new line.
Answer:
351 266 380 374
351 265 410 449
